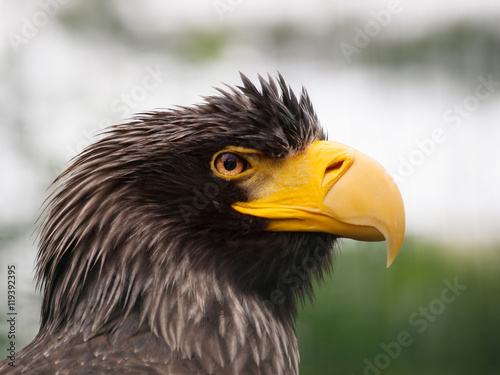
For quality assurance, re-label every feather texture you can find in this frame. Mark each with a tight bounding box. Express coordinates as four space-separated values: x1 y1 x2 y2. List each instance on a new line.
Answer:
0 74 336 374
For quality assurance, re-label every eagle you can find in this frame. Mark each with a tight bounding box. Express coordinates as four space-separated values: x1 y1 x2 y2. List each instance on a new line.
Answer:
0 74 404 374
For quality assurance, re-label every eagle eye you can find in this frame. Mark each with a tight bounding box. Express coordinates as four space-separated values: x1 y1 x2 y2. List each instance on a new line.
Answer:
214 153 249 177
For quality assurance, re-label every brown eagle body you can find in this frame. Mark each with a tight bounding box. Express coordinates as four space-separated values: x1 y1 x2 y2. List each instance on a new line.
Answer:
0 74 404 374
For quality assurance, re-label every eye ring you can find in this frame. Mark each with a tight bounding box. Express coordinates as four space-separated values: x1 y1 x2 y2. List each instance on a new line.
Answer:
214 153 249 177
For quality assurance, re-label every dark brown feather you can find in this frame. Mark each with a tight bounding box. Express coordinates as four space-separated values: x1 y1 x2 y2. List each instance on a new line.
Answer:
0 74 336 375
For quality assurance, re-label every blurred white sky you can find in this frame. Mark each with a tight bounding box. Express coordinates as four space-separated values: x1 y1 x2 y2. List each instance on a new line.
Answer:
118 0 500 26
3 0 500 30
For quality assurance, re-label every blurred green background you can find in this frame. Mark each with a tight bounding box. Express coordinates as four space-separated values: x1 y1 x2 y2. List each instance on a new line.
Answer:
1 1 499 373
298 240 500 375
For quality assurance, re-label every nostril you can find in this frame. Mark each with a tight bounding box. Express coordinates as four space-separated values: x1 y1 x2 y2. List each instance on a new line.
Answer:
322 159 348 190
325 160 344 175
322 152 354 190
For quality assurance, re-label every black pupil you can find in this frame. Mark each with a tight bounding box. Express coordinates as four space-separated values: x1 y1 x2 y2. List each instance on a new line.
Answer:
224 156 238 171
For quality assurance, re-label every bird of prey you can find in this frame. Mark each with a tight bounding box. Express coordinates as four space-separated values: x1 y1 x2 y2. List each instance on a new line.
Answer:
0 74 404 374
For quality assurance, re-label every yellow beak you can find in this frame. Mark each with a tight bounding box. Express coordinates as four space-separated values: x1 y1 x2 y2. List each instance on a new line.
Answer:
231 141 405 267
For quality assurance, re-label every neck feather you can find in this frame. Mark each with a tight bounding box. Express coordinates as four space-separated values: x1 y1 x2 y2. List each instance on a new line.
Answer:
37 236 300 374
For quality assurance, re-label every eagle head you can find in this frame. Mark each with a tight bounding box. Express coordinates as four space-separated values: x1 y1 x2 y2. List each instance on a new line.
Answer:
9 74 404 375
